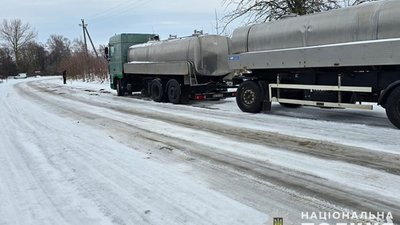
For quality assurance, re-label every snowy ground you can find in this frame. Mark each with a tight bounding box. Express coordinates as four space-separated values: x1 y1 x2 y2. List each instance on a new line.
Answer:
1 76 399 225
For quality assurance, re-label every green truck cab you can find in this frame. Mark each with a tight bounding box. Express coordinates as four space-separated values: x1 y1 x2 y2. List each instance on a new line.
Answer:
106 33 156 90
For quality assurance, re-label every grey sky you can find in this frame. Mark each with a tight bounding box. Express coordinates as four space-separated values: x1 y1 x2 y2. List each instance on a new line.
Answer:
1 0 233 47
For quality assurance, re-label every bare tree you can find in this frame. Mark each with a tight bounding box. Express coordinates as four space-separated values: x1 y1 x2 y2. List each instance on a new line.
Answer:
0 19 37 68
59 39 108 82
19 41 46 74
46 35 71 73
221 0 378 32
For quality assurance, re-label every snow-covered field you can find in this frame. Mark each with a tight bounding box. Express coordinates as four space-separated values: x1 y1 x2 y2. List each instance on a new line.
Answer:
1 76 399 225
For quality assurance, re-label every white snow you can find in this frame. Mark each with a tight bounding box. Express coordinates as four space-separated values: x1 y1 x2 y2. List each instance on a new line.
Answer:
1 76 400 224
0 77 268 225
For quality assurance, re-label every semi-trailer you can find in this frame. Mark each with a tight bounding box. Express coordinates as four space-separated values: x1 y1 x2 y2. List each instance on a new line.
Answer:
229 0 400 128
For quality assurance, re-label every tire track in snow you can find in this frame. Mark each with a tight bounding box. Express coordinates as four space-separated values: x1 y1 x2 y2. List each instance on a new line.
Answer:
24 80 400 175
15 79 400 223
3 80 269 225
0 88 115 225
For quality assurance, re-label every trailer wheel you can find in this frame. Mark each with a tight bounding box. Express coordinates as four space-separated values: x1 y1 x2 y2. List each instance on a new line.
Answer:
385 86 400 129
116 79 125 96
150 79 164 102
236 80 263 113
166 79 182 104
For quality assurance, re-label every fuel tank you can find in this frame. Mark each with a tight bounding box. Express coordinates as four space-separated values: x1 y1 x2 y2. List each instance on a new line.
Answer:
127 35 231 76
231 0 400 54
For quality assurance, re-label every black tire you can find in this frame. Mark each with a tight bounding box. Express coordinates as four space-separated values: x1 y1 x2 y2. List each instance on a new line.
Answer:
385 86 400 129
116 79 125 96
150 79 164 102
166 79 182 104
236 80 263 113
279 103 302 108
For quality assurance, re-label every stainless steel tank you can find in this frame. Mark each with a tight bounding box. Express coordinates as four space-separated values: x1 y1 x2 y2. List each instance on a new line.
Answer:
231 0 400 54
127 35 231 76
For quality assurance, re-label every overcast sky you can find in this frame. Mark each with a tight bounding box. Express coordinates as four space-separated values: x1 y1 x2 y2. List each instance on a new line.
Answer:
1 0 235 47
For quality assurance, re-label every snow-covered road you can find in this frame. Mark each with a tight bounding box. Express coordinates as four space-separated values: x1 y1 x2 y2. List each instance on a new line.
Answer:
1 77 399 225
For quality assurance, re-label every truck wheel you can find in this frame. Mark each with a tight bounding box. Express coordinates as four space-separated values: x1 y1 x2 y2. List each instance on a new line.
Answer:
150 79 164 102
385 86 400 129
167 79 181 104
116 79 125 96
236 80 263 113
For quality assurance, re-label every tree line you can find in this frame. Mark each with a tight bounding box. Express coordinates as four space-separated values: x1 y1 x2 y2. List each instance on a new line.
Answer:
0 19 107 81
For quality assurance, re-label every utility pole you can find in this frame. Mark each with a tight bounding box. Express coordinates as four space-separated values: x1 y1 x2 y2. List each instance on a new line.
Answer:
79 19 98 57
79 19 88 56
78 19 99 81
79 19 88 80
84 26 99 57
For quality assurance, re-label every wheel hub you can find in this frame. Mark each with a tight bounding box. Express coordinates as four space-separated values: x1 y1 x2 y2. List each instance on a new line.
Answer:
243 89 256 105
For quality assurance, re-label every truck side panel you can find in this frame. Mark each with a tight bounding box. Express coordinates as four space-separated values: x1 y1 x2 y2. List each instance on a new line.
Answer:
229 38 400 70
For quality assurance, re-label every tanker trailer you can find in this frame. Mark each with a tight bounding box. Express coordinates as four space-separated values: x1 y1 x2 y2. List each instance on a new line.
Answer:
105 32 235 104
229 0 400 128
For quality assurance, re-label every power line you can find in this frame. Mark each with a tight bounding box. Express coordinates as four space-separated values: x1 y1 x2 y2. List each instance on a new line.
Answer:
88 0 132 20
87 0 152 22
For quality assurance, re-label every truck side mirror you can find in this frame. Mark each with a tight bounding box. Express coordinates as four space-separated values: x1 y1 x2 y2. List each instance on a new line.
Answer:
104 47 109 58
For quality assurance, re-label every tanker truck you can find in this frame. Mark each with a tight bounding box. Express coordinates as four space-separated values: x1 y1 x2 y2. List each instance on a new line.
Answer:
229 0 400 128
105 32 235 104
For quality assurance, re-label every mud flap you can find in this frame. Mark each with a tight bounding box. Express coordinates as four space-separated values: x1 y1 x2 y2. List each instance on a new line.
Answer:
261 100 272 112
259 81 272 113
